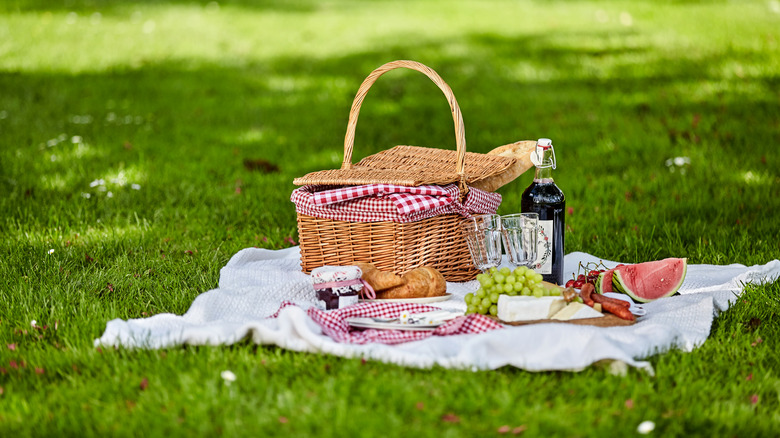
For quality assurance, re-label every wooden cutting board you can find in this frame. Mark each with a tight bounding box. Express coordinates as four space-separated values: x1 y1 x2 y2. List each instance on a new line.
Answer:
490 313 636 327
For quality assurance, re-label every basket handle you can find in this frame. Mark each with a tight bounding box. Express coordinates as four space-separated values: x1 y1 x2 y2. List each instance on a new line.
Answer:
342 60 467 183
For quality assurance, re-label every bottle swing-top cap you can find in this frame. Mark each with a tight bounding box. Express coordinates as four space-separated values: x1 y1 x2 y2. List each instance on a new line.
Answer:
530 138 556 169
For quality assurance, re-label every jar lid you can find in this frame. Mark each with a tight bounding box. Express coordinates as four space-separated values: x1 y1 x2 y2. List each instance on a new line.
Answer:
311 265 364 284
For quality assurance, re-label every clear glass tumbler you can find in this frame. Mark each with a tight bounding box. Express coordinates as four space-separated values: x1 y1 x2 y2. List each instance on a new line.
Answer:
461 214 503 272
500 213 538 268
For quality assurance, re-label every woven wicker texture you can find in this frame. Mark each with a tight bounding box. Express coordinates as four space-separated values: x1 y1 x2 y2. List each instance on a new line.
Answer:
292 60 516 188
297 213 480 282
294 145 516 188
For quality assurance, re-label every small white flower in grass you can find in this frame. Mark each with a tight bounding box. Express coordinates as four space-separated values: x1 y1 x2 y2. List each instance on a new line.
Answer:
637 420 655 434
111 171 127 186
81 192 91 199
31 320 37 327
131 183 141 190
107 191 113 198
71 136 82 144
221 370 236 384
48 249 55 255
89 179 105 187
50 155 57 162
665 156 691 174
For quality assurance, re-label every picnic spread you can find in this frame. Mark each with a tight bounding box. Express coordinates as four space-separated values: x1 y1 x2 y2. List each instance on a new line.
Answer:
94 247 780 373
95 60 780 372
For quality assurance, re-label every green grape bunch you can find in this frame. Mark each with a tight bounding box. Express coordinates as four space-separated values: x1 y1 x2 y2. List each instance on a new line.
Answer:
464 266 561 315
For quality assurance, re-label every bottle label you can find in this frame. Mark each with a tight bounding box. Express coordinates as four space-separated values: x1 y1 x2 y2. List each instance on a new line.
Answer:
533 220 554 274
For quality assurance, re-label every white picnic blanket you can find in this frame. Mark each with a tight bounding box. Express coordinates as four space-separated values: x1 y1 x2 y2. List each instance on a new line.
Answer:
95 247 780 373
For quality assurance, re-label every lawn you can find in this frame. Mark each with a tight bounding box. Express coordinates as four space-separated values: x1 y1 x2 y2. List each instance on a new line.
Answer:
1 0 779 436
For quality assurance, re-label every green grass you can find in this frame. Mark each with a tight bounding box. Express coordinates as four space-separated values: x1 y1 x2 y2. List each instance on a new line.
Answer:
1 0 779 435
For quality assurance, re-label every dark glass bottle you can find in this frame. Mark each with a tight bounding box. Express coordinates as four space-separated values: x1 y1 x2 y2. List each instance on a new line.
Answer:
521 138 565 285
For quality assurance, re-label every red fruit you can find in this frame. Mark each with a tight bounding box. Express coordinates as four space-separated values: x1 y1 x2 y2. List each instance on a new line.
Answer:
573 280 585 288
588 270 600 277
613 258 688 303
565 280 575 288
577 274 586 280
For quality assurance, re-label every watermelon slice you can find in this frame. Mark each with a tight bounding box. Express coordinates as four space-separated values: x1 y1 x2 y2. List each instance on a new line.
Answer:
595 269 615 294
612 258 687 303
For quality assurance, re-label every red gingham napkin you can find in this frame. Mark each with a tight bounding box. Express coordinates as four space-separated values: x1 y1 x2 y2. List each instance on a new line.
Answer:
291 184 501 223
313 184 453 216
269 301 504 345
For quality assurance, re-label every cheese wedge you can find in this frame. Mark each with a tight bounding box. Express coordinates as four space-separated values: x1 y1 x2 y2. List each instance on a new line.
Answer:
497 295 567 322
550 302 604 321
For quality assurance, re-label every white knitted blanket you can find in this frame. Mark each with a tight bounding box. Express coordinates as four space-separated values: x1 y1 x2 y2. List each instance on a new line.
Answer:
95 247 780 373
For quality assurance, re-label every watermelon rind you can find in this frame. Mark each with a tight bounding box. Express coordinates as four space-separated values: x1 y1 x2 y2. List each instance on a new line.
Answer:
596 269 615 294
612 258 687 303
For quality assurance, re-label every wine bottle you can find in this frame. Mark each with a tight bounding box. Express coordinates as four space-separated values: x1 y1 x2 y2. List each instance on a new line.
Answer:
521 138 565 285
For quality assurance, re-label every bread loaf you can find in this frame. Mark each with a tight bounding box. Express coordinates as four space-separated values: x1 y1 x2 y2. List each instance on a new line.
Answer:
469 140 536 192
354 262 404 291
374 266 447 299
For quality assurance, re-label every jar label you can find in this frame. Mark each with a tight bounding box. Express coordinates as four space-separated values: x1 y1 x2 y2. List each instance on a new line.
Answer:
339 295 359 309
533 219 553 274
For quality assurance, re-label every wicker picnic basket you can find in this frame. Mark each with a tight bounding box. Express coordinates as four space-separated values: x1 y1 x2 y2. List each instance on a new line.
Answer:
292 60 521 282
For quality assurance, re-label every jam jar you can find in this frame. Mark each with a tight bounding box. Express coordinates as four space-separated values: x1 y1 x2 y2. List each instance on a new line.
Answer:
311 265 365 310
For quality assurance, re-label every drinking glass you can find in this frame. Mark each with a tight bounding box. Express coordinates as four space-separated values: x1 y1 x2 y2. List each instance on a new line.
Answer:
461 214 503 272
500 213 538 268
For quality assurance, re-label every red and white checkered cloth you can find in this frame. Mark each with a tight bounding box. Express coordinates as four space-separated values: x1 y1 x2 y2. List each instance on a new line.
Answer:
313 184 454 216
291 184 501 223
269 301 504 345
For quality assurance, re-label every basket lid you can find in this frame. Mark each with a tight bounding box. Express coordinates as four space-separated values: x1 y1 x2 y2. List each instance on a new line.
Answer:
292 145 517 187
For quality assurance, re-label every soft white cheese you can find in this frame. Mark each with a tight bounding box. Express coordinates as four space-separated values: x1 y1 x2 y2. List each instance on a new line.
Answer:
551 302 604 320
497 295 567 322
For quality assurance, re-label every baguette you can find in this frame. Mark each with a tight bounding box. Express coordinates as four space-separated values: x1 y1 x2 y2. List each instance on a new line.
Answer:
469 140 537 192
